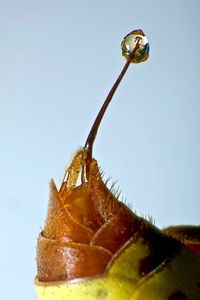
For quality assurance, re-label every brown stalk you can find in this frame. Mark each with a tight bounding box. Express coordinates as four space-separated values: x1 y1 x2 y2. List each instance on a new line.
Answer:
84 41 141 160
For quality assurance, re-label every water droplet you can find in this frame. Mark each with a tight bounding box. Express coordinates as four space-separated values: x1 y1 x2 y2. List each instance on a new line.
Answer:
121 29 149 63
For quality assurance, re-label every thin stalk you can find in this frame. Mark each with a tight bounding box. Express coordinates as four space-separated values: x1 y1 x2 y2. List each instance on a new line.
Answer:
84 41 140 159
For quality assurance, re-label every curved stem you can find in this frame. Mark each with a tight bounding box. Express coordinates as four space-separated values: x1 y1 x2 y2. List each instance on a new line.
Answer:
84 41 140 160
84 60 130 156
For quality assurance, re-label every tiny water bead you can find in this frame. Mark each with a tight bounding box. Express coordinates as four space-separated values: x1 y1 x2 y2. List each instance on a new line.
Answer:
121 29 149 63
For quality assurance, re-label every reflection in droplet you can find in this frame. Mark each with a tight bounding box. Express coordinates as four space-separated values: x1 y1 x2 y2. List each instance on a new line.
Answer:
121 29 149 63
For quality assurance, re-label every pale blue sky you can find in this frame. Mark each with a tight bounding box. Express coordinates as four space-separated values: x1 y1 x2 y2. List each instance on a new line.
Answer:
0 1 200 299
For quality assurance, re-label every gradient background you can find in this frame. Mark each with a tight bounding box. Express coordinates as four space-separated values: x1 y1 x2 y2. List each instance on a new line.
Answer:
0 1 200 299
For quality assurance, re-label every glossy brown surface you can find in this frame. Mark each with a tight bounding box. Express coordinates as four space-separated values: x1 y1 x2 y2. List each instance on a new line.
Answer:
36 150 199 283
37 152 139 282
37 235 112 282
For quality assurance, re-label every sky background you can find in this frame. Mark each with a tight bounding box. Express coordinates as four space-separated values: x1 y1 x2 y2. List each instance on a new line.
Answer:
0 1 200 299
